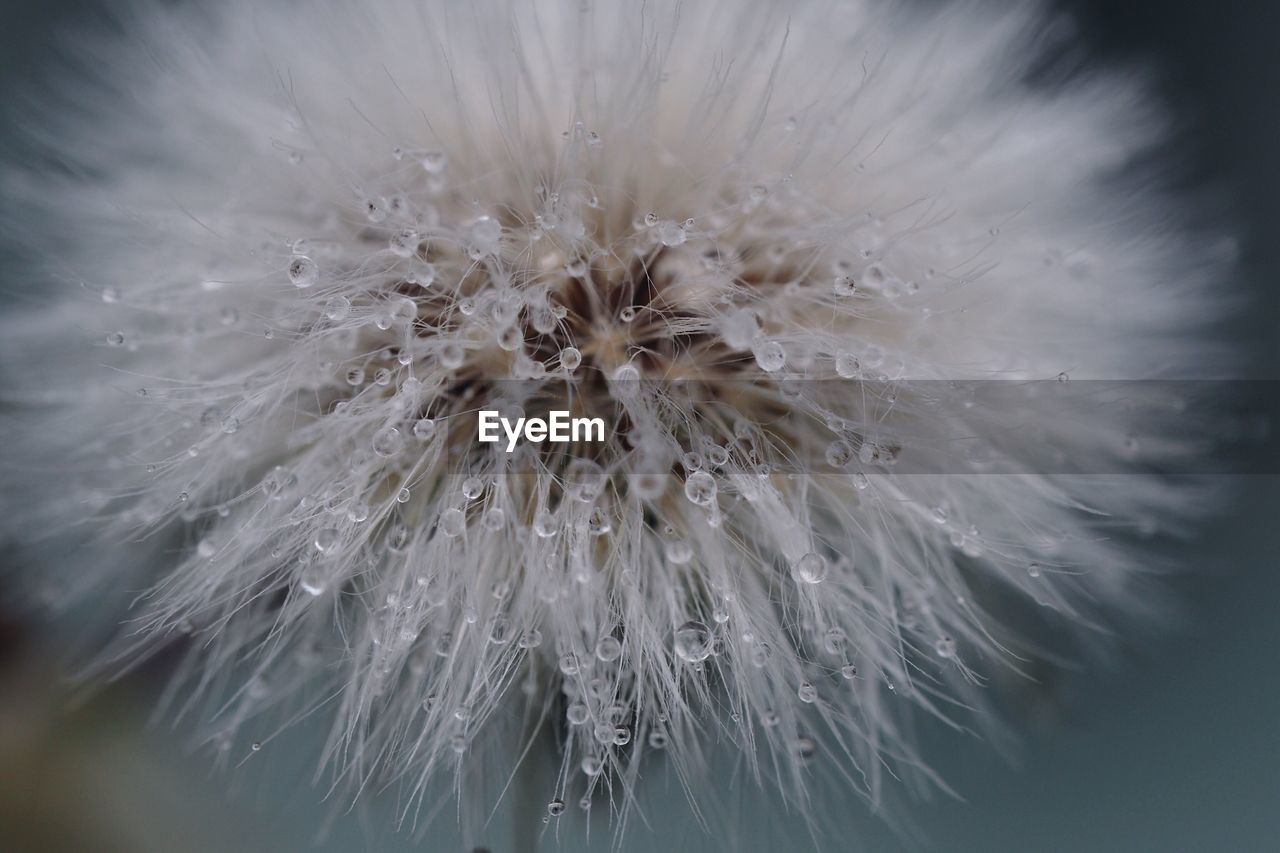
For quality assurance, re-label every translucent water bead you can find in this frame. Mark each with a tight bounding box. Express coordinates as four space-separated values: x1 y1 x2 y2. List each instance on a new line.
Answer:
835 352 860 378
288 256 318 288
439 343 465 370
469 216 502 256
389 229 419 258
559 347 582 371
420 151 447 174
673 620 713 663
314 528 340 553
792 552 827 584
460 476 484 500
595 636 622 662
752 340 786 372
439 508 466 537
371 426 404 457
683 471 717 506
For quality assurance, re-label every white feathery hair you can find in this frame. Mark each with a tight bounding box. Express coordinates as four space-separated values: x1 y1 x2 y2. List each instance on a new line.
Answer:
0 0 1231 844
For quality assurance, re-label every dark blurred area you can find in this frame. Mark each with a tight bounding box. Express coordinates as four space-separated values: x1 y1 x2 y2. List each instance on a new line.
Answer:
1 1 1278 851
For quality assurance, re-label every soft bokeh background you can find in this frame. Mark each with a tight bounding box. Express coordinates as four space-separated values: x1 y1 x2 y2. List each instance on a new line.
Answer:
2 1 1277 850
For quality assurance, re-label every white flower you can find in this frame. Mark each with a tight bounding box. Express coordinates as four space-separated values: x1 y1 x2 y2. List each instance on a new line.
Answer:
0 0 1232 841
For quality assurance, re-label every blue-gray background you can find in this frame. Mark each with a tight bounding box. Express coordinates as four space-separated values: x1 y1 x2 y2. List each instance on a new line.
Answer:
0 1 1276 851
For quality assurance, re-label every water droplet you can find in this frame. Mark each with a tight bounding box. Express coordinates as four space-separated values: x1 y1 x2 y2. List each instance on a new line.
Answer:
665 539 693 564
299 563 329 596
497 324 522 352
792 552 827 584
439 508 465 537
657 220 686 247
611 364 641 400
314 528 340 553
1028 562 1042 578
935 636 956 658
841 664 858 679
559 347 582 371
324 296 350 321
1057 371 1070 383
344 500 370 523
389 229 419 257
825 440 853 467
683 471 717 506
420 150 447 174
220 415 240 435
753 340 786 372
469 216 502 255
619 306 636 323
482 507 505 530
413 418 437 439
558 703 588 729
106 331 124 346
565 459 606 504
461 476 484 500
835 352 861 379
674 620 713 663
372 426 404 457
595 636 622 662
533 512 558 538
797 681 817 703
288 256 318 288
440 343 465 369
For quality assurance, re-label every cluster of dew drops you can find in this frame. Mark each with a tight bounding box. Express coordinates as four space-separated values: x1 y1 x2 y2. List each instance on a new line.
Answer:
93 117 1066 812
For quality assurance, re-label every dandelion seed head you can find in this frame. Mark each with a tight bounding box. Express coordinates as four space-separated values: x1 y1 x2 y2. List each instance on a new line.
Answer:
0 0 1232 841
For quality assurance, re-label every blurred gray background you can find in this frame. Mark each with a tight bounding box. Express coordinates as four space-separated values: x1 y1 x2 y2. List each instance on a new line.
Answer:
1 1 1277 850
